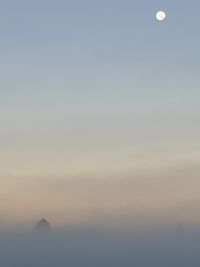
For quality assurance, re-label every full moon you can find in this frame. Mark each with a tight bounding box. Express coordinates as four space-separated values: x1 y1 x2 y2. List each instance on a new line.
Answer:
156 11 166 21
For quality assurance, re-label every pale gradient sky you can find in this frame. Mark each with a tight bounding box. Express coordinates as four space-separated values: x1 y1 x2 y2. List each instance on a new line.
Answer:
0 0 200 226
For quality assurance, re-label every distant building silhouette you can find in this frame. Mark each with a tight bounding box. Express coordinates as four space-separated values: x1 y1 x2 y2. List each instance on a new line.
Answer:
34 218 51 233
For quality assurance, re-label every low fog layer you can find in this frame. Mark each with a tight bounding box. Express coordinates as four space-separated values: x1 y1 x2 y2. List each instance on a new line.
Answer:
0 225 200 266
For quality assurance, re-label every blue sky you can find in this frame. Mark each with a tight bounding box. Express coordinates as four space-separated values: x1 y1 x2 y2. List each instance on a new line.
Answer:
1 0 199 119
0 0 200 225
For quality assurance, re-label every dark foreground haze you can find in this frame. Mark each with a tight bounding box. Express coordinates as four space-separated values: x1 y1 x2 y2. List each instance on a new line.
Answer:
1 225 200 266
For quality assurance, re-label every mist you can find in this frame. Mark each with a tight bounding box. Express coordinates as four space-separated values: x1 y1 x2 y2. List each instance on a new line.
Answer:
1 224 200 267
1 164 200 266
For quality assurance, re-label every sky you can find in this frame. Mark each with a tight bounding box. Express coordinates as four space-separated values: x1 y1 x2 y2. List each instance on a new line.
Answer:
0 0 200 227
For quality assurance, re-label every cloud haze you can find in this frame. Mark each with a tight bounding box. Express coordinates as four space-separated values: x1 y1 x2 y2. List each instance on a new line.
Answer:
1 161 200 227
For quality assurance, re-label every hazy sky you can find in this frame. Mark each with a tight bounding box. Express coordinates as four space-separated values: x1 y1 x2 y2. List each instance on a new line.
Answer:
0 0 200 226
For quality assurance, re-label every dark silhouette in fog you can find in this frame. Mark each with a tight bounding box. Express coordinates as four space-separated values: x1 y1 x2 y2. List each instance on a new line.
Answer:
34 218 51 233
